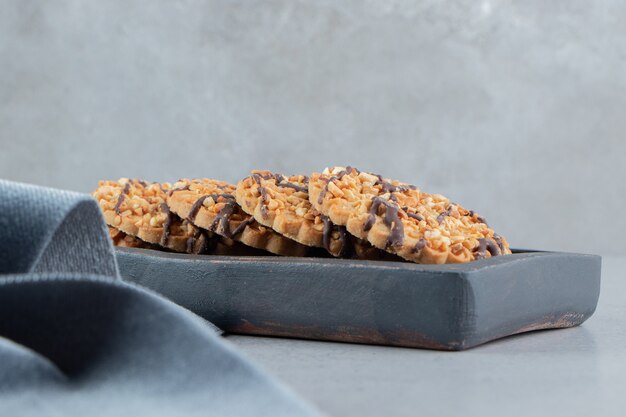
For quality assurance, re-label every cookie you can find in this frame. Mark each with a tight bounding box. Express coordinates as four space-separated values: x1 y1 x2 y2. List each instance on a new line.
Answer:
166 178 309 257
236 170 392 259
309 167 512 264
108 226 159 249
94 178 215 254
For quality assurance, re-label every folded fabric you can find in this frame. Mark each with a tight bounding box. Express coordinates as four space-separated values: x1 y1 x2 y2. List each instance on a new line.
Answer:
0 179 322 417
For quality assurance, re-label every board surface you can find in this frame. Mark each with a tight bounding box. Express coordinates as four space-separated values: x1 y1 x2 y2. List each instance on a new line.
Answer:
116 248 601 350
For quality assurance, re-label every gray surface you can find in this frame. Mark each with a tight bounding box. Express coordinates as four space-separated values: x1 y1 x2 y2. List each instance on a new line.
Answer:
0 1 625 256
229 256 625 417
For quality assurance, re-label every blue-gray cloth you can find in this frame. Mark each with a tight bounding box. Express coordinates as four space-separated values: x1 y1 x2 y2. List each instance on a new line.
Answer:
0 179 322 417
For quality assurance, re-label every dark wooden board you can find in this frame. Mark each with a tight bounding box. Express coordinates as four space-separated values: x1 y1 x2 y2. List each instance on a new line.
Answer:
115 248 601 350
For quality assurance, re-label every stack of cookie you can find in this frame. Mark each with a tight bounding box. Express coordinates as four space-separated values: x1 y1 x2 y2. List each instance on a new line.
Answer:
93 167 511 264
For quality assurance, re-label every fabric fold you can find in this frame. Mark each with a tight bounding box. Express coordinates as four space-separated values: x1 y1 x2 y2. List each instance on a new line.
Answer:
0 180 118 276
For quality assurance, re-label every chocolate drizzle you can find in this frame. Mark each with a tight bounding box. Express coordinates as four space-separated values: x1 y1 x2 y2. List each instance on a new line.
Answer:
493 233 505 253
186 229 201 253
209 198 235 236
208 196 237 237
469 210 488 226
266 171 310 193
230 217 255 237
370 172 417 195
168 184 191 196
320 214 350 257
186 229 205 254
317 183 328 204
187 193 232 222
377 180 416 195
157 183 168 193
188 195 210 222
412 238 427 254
114 182 131 214
189 193 252 239
363 197 404 248
159 203 174 247
436 205 454 224
277 180 308 193
251 174 271 219
254 172 276 181
185 228 219 255
474 237 500 259
321 214 333 253
402 207 424 222
317 166 357 204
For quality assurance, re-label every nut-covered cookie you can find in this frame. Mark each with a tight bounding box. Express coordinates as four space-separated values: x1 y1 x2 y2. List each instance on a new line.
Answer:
236 170 392 259
309 167 512 264
94 178 216 254
167 178 309 257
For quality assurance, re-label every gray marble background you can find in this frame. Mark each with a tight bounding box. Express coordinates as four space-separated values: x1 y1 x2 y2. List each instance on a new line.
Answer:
1 1 624 255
